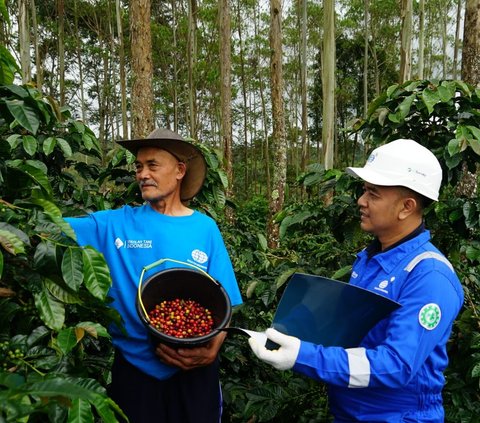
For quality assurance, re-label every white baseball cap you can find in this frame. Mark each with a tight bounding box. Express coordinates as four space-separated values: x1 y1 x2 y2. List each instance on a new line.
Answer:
346 139 442 201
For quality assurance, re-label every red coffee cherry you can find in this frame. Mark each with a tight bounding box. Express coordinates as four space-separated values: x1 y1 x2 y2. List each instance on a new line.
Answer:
148 298 214 338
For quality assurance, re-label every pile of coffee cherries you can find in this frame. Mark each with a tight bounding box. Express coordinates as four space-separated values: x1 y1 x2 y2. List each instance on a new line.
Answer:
148 298 214 338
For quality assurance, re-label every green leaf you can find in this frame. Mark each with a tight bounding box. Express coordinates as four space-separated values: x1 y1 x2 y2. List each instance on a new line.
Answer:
396 94 415 120
275 268 296 289
257 233 268 252
67 398 94 423
30 198 76 239
76 322 110 339
0 228 25 255
44 277 81 304
34 287 65 331
82 247 112 300
56 138 73 157
14 163 53 196
466 126 480 155
57 327 79 355
6 133 21 149
5 99 40 134
22 135 38 156
421 88 440 114
43 136 57 156
62 247 84 291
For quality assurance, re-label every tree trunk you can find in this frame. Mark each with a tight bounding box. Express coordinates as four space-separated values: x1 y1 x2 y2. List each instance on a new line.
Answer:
18 0 30 84
418 0 425 79
235 0 249 193
322 0 335 170
116 0 128 138
462 0 480 85
267 0 286 249
363 0 369 118
130 0 154 138
300 0 308 173
58 0 65 106
73 0 86 122
399 0 412 83
31 0 42 91
187 0 198 139
219 0 233 206
453 0 462 80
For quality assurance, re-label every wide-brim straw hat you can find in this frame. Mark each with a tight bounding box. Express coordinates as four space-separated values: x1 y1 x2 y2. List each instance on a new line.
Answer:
117 128 207 201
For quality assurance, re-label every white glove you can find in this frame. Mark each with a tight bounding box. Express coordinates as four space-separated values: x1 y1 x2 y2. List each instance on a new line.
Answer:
248 328 301 370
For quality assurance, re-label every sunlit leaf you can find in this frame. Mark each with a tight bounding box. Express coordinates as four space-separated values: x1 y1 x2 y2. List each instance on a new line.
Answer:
34 287 65 331
82 247 111 300
5 99 40 134
61 247 84 291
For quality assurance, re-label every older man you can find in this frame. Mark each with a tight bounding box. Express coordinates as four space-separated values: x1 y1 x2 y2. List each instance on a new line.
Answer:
249 139 463 422
65 128 242 423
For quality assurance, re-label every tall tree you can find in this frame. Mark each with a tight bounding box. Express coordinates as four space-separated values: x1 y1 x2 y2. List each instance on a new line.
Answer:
57 0 65 105
417 0 425 79
130 0 154 138
300 0 308 172
268 0 286 248
116 0 128 138
219 0 233 201
322 0 335 169
462 0 480 85
18 0 30 83
187 0 198 138
363 0 369 117
399 0 412 82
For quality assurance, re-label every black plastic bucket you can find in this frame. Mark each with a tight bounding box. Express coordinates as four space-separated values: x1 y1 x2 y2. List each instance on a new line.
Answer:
136 267 232 347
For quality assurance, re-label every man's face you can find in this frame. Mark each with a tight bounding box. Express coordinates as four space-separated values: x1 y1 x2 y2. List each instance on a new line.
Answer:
357 182 407 239
134 147 185 203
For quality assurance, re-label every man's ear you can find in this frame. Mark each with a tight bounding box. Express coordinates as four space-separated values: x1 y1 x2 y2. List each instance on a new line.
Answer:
176 161 187 179
399 197 418 220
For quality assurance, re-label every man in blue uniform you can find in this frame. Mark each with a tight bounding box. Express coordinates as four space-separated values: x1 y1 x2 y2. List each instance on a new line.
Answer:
249 139 464 422
65 128 242 423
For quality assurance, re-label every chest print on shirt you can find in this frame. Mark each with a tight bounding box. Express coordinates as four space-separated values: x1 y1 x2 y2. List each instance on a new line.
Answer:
374 276 396 294
114 237 153 249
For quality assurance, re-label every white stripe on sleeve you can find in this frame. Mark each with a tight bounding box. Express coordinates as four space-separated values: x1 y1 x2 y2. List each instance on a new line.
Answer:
346 347 371 388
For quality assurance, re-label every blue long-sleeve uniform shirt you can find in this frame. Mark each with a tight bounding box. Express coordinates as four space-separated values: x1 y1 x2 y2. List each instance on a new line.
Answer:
293 229 463 422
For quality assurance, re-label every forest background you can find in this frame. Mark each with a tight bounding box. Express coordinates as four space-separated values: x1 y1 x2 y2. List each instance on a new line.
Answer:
1 0 480 422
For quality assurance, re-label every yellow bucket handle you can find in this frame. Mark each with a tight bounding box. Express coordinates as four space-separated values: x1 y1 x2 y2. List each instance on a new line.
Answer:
137 258 215 324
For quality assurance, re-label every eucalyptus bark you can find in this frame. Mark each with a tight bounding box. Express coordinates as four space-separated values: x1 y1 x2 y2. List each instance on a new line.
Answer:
267 0 286 248
399 0 412 83
322 0 335 170
130 0 154 138
300 0 308 172
31 0 42 91
187 0 198 139
58 0 65 106
219 0 233 202
453 0 462 80
418 0 425 79
116 0 128 138
18 0 30 84
363 0 369 118
235 0 249 192
462 0 480 85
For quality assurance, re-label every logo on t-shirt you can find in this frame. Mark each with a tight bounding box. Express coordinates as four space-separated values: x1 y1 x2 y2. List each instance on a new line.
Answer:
114 237 153 249
191 249 208 264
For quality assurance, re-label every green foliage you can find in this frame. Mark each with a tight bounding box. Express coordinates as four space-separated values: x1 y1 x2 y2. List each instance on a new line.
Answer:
0 84 125 422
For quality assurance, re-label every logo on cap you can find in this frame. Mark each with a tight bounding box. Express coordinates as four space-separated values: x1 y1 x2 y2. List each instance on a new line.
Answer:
367 152 377 164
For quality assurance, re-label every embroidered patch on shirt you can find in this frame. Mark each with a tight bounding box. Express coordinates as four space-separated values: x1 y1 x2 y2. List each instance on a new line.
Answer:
418 303 441 330
191 249 208 264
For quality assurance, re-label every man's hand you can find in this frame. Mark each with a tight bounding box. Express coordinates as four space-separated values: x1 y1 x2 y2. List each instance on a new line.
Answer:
155 330 226 371
248 328 300 370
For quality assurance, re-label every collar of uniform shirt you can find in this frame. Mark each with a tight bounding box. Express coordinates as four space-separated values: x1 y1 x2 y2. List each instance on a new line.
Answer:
366 222 426 259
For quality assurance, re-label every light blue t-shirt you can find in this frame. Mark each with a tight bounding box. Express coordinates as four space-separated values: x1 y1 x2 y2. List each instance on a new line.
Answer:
65 204 242 380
